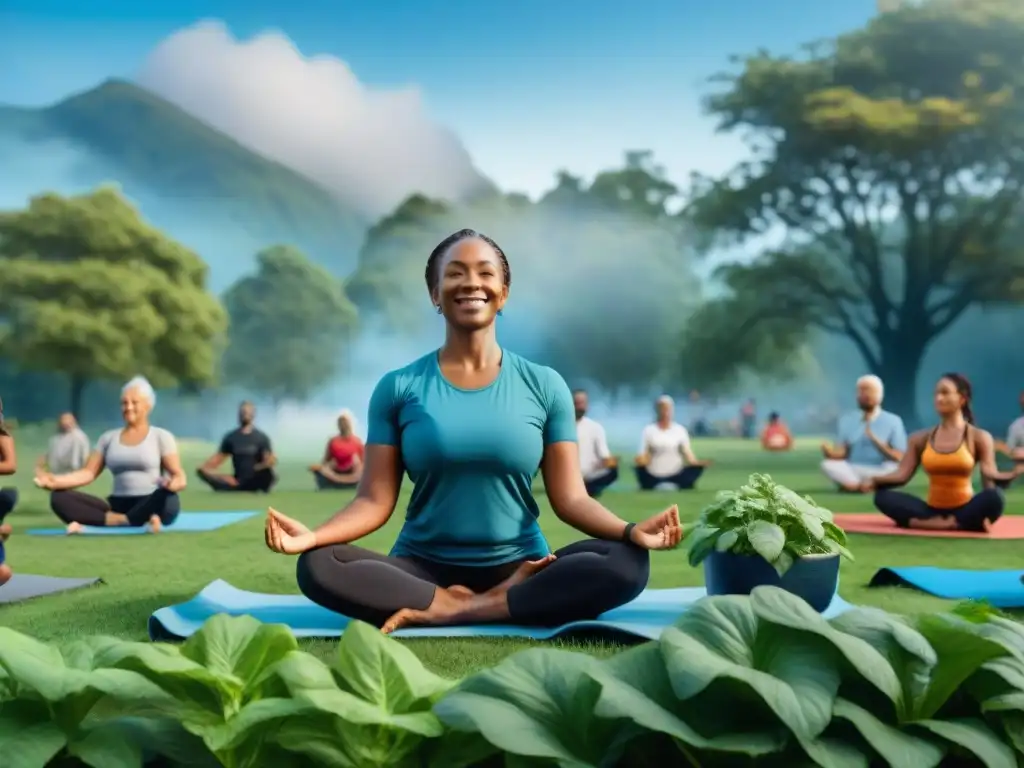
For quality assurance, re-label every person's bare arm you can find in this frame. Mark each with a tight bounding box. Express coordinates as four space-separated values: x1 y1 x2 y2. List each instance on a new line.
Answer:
976 429 1018 486
310 445 402 546
161 452 188 490
200 452 228 472
543 442 633 541
44 451 105 490
0 436 16 475
866 429 904 462
867 432 925 489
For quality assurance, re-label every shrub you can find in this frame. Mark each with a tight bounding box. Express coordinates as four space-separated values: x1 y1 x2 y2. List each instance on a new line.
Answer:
2 586 1023 766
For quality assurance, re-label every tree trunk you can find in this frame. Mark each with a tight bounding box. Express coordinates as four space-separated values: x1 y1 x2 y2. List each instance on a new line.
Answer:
69 376 87 421
876 334 929 430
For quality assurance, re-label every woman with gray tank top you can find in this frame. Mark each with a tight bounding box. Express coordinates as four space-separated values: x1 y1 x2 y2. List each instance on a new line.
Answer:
34 377 187 534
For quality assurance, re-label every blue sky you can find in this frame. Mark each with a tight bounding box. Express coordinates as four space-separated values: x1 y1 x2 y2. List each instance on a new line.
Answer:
1 0 878 197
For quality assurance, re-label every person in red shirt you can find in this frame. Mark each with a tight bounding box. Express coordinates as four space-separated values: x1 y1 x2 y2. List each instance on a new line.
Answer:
761 411 793 452
310 410 365 489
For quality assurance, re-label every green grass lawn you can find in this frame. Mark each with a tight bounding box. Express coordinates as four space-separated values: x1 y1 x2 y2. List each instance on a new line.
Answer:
2 436 1022 678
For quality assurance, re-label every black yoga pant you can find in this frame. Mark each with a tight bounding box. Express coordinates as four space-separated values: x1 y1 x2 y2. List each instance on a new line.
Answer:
874 488 1005 532
50 488 181 527
198 467 276 493
0 487 17 522
635 465 704 491
296 538 651 629
313 471 359 491
584 467 618 498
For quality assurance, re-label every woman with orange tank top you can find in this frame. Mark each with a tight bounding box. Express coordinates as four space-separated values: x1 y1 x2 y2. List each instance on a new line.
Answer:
860 373 1022 532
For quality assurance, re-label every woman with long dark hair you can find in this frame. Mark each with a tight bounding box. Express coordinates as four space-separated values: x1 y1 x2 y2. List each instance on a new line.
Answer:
265 229 682 633
862 373 1021 532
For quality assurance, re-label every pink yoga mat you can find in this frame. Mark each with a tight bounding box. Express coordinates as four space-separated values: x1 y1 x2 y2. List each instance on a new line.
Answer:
833 513 1024 540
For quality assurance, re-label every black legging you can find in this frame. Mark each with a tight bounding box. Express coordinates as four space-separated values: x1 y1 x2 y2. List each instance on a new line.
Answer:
0 487 17 522
198 468 276 493
313 471 359 490
635 465 704 491
584 467 619 498
50 488 181 527
296 538 650 629
874 488 1005 532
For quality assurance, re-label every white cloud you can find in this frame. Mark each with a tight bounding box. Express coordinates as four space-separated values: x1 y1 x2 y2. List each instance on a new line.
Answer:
136 21 487 218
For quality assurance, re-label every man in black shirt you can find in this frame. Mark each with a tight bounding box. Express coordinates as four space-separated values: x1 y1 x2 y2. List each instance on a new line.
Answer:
197 402 277 492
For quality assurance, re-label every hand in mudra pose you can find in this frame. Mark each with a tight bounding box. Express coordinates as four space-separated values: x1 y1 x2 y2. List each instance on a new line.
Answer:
265 508 318 555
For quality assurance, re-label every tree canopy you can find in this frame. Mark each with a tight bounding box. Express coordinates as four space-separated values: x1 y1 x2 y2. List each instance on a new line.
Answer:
678 0 1024 420
346 152 702 397
0 186 228 417
222 245 358 404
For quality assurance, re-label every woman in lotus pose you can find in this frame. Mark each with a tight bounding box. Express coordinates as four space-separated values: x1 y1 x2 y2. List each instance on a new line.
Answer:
862 373 1021 532
265 229 682 633
310 410 365 490
35 377 186 534
0 396 15 585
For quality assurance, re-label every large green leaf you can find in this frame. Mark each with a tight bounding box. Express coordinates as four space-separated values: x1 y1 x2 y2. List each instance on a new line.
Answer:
0 704 67 768
434 648 635 767
747 519 786 563
332 621 453 709
914 718 1016 768
831 698 944 768
912 614 1011 719
200 697 312 768
662 595 842 740
590 642 790 758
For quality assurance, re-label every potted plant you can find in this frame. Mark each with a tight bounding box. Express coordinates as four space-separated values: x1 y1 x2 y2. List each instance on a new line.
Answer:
683 473 853 611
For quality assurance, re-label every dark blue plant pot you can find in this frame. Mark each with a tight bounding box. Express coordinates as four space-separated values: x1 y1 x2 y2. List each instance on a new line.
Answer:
703 550 840 612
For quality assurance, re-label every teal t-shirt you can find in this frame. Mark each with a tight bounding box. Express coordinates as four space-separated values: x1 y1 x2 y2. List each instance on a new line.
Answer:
367 349 577 567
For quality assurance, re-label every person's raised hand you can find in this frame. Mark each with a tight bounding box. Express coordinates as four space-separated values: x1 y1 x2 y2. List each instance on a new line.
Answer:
264 508 317 555
632 504 683 550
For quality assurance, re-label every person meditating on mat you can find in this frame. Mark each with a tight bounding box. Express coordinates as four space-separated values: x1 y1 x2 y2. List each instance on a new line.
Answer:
861 373 1022 532
761 412 793 452
574 388 618 497
34 376 185 534
310 410 364 490
634 395 711 491
821 375 908 492
37 412 90 475
264 228 682 633
197 401 277 493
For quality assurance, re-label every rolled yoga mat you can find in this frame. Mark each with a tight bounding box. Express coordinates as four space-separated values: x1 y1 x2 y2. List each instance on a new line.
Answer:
27 510 259 536
870 567 1024 608
833 513 1024 539
148 579 855 642
0 574 104 605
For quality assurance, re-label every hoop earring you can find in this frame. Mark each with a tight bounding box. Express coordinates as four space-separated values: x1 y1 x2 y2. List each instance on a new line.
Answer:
435 305 442 314
497 309 503 316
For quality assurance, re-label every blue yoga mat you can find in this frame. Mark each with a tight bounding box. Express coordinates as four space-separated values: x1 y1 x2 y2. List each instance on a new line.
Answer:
148 579 855 642
870 567 1024 608
28 511 259 536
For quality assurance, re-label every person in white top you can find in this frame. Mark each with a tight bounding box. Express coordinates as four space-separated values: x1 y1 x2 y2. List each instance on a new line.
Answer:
573 389 618 497
635 395 712 490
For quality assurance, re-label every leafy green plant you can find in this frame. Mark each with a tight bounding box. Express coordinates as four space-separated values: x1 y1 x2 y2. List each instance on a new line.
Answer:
683 472 853 575
4 589 1024 767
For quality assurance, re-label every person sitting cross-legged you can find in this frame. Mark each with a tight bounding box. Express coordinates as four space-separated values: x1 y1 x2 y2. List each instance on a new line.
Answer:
197 401 277 493
573 389 618 497
264 229 682 633
310 410 365 490
634 395 711 491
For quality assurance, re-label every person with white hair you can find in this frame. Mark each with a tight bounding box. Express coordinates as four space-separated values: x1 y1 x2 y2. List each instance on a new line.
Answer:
197 401 277 493
310 409 365 489
820 374 908 492
35 376 186 533
635 394 712 490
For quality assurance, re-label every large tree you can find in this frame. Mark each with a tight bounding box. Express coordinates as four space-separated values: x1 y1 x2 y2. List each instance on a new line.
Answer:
346 152 702 397
222 245 358 404
0 186 227 417
678 0 1024 421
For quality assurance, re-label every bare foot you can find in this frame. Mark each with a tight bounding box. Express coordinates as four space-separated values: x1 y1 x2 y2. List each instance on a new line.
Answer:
0 564 10 587
66 521 83 535
447 585 475 598
0 524 10 540
148 515 162 534
381 586 475 634
488 555 557 593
